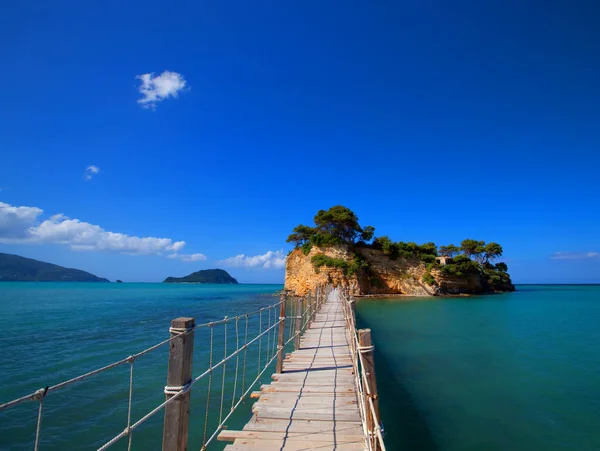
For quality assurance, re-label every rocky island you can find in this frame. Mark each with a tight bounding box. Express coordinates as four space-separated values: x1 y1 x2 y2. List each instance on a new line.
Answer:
0 252 109 282
285 206 515 296
163 269 238 284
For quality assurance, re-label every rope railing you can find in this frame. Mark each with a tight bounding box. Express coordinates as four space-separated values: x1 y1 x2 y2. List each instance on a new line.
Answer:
0 290 322 451
339 287 387 451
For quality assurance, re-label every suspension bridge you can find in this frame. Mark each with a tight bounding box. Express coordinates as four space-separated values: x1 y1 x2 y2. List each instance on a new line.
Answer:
0 286 385 451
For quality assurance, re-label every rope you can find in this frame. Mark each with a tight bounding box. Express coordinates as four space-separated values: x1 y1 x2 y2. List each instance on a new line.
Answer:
201 337 281 448
163 381 191 395
231 317 240 410
127 358 134 451
219 317 228 425
337 289 387 451
241 314 249 396
202 324 214 448
33 387 47 451
4 293 354 451
0 327 193 412
257 309 263 378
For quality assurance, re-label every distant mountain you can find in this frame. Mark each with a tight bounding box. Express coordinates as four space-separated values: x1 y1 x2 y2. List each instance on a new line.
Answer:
163 269 238 284
0 253 109 282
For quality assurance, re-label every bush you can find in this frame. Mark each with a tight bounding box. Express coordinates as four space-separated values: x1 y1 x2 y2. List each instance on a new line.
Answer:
422 272 436 286
420 254 436 264
348 253 370 277
310 252 370 278
301 242 313 255
311 254 349 274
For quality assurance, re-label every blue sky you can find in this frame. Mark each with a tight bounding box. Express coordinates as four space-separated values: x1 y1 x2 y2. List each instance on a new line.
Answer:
1 0 599 283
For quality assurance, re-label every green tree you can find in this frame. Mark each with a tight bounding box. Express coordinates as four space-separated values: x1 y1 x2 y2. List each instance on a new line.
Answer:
313 205 374 244
483 242 503 263
495 262 508 272
461 239 485 261
439 244 460 257
361 225 375 242
419 242 438 256
372 236 393 252
286 224 315 247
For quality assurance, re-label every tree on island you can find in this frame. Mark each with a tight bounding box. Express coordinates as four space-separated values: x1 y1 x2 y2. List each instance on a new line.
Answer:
287 206 513 292
287 205 376 251
439 244 461 258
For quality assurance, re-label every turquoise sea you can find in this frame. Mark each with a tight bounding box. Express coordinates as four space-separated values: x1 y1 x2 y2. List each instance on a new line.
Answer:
1 283 599 450
357 285 600 451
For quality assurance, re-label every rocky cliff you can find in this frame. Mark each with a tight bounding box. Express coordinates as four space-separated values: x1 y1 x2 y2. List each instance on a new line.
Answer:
284 245 510 297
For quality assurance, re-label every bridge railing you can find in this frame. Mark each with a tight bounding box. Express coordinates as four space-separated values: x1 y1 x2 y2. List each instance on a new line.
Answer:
0 287 329 451
339 287 386 451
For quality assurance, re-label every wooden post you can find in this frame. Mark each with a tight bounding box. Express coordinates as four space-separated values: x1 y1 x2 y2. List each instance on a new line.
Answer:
163 317 195 451
306 291 312 327
294 297 301 350
349 298 357 330
276 295 286 373
358 328 380 451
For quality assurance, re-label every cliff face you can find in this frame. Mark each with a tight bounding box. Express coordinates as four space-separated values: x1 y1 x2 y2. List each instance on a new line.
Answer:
284 246 504 296
285 246 356 296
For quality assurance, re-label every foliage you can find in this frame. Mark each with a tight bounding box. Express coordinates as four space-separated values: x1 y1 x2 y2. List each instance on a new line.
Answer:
310 252 370 278
288 207 513 291
439 244 460 257
286 224 315 247
459 239 504 265
495 262 508 272
347 253 370 277
301 242 313 255
372 236 398 259
287 206 375 250
483 242 503 263
483 267 513 290
313 206 375 245
420 254 437 264
460 239 485 260
440 254 481 277
422 272 436 286
361 225 375 242
311 254 349 274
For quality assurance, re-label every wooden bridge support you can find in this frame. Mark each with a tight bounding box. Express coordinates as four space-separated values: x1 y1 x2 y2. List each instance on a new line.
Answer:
276 296 286 374
162 317 195 451
358 328 381 451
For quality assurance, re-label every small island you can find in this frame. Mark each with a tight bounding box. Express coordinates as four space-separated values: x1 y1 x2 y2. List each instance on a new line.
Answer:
285 205 515 296
0 252 109 282
163 269 238 284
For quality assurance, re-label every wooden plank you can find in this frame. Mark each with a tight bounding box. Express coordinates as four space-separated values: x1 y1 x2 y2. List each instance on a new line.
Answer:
217 430 365 443
241 416 363 434
259 384 357 394
228 290 369 450
251 406 361 422
222 438 364 450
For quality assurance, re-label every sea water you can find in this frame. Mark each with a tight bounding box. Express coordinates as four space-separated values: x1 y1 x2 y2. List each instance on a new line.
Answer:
0 283 285 451
1 284 599 450
356 285 600 450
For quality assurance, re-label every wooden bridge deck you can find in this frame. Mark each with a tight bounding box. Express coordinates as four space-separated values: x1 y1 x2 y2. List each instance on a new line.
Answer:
218 291 366 450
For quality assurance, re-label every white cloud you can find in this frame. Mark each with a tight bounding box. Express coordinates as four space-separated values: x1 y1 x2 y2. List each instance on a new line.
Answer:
219 250 286 270
0 202 43 239
136 71 187 109
551 252 600 260
167 253 208 262
0 201 204 258
84 165 100 180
